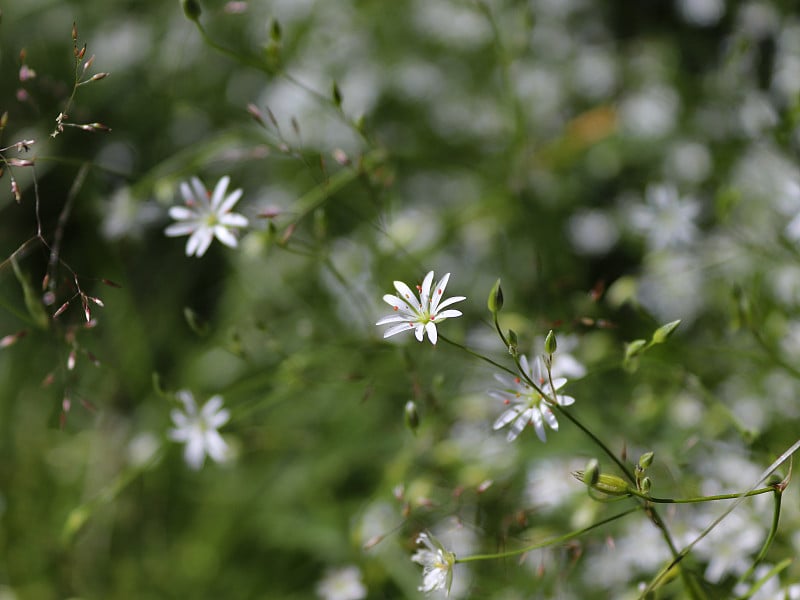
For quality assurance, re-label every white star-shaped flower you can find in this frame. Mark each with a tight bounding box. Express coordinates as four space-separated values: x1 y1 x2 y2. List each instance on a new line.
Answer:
168 390 231 470
411 532 455 596
491 355 575 442
376 271 465 345
165 175 249 257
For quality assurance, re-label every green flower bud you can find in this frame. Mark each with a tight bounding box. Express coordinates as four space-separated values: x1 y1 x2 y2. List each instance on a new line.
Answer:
582 459 599 486
487 279 503 313
651 319 681 344
404 400 420 434
544 329 557 354
181 0 202 21
638 451 654 469
593 473 631 496
640 476 652 495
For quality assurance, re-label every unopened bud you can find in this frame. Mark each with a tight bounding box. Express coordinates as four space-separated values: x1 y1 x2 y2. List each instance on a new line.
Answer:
640 476 652 495
638 451 654 469
72 22 78 42
487 279 503 313
404 400 419 433
181 0 202 21
544 329 557 354
582 459 599 486
90 72 109 82
651 319 681 344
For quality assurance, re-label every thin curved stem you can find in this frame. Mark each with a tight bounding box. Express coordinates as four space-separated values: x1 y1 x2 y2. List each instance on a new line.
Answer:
457 507 639 563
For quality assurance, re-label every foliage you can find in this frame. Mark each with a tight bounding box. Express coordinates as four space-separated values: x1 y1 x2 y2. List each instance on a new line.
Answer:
2 1 800 598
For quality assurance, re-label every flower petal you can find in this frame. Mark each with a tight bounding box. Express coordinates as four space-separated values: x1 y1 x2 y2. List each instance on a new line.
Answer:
382 322 415 339
419 271 435 309
425 321 438 345
219 212 248 227
165 222 198 237
210 175 231 210
428 272 450 313
218 188 243 213
393 281 421 312
214 225 239 248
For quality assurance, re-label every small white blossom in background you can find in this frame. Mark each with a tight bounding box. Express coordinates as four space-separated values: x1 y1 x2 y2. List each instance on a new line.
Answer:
491 354 575 443
165 175 249 257
315 566 367 600
628 183 700 251
168 390 231 470
412 531 456 596
376 271 465 345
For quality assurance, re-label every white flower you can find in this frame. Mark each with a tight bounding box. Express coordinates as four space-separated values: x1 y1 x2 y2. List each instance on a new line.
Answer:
315 566 367 600
628 183 700 250
165 175 249 257
376 271 465 345
168 390 230 470
491 354 575 442
411 532 455 596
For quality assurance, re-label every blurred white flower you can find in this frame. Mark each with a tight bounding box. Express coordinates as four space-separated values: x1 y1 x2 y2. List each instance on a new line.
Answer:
315 566 367 600
620 85 679 138
675 0 725 26
168 390 231 470
412 532 455 596
567 209 619 256
165 176 249 257
376 271 466 345
491 355 575 442
629 183 701 250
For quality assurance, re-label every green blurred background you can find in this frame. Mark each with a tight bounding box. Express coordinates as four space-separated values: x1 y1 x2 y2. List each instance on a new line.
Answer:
2 0 800 598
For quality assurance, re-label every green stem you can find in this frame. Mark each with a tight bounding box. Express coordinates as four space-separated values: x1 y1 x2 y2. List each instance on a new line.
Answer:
736 488 783 585
629 486 775 504
457 507 639 563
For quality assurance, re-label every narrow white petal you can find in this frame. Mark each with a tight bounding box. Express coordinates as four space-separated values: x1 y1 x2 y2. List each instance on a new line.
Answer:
204 430 229 463
414 325 425 342
541 405 559 430
383 323 415 338
202 395 226 419
393 281 421 311
180 181 196 204
493 408 520 429
429 272 450 313
211 176 231 210
184 435 206 470
433 309 462 321
557 394 576 407
190 178 210 208
219 212 248 227
169 206 198 220
382 294 417 315
425 321 438 344
189 228 214 257
435 295 466 311
376 314 410 326
531 409 547 442
165 222 198 237
419 271 435 308
214 225 238 248
218 188 243 213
